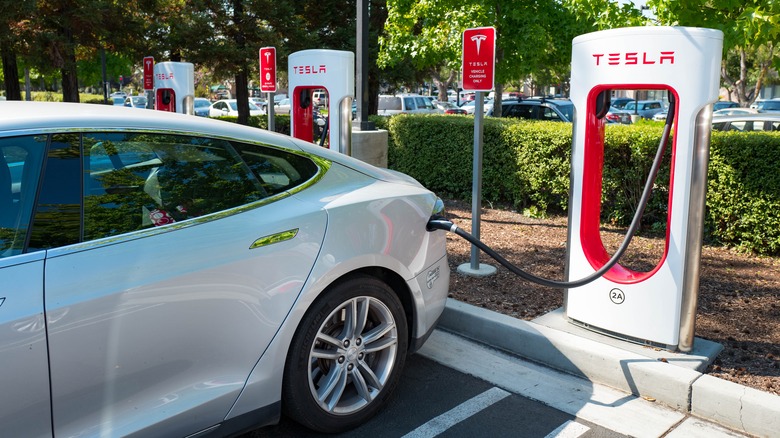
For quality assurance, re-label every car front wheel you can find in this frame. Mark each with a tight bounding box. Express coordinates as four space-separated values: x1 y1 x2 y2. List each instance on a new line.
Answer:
282 275 408 433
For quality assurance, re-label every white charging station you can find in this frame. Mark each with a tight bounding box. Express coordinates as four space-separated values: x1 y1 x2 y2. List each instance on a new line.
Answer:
288 50 354 154
153 62 195 115
565 27 723 352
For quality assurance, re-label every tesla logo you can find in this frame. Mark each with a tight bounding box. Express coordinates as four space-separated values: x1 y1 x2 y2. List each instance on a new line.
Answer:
145 59 152 69
264 51 271 63
293 65 327 75
471 34 488 55
592 51 675 66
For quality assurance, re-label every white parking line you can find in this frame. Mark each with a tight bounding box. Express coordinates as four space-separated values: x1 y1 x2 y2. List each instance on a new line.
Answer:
543 420 591 438
402 387 511 438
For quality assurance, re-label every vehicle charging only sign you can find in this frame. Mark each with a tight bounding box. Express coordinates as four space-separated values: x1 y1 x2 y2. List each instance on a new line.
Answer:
462 27 496 92
143 56 154 91
259 47 277 93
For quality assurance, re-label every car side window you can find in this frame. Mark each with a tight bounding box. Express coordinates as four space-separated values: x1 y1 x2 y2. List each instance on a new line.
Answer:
541 107 562 121
504 104 537 120
0 136 47 258
403 97 416 111
231 142 319 196
416 97 432 110
82 133 267 241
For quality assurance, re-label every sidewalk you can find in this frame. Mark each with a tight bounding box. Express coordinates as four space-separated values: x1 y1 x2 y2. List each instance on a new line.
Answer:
436 298 780 438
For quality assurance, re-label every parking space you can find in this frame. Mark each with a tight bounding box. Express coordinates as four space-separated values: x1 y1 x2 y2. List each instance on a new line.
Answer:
246 353 624 437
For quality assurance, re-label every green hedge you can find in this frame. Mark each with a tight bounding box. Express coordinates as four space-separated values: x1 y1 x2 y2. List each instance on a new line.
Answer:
385 114 780 255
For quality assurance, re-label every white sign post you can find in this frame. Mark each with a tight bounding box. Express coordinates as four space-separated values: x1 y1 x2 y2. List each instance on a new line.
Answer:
458 27 497 277
259 47 277 132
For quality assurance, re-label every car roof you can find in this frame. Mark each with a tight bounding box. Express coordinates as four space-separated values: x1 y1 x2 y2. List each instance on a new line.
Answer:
0 101 279 141
502 98 572 106
0 101 415 185
712 113 780 122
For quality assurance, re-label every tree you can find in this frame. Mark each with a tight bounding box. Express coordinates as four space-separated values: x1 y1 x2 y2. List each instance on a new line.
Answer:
0 0 36 100
649 0 779 106
379 0 586 114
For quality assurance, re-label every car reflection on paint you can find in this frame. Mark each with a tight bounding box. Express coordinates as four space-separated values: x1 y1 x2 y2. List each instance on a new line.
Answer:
0 101 450 437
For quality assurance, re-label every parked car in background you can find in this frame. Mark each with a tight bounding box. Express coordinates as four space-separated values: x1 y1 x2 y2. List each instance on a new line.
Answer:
274 98 291 115
209 99 264 117
487 98 574 122
607 106 632 124
194 97 212 116
623 100 664 119
652 109 669 122
435 101 467 115
610 97 634 109
250 97 268 112
713 100 739 111
124 95 148 109
377 94 439 116
0 101 449 437
312 90 328 107
460 98 492 115
712 113 780 132
756 99 780 113
713 108 758 116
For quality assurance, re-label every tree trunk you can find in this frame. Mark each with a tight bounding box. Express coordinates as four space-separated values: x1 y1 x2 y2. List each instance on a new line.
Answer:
59 28 80 103
235 69 249 125
233 0 248 125
1 43 22 100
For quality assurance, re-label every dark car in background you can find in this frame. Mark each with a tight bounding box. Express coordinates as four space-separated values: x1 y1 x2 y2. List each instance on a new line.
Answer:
194 97 212 116
487 98 574 122
757 99 780 113
713 100 739 111
610 97 634 109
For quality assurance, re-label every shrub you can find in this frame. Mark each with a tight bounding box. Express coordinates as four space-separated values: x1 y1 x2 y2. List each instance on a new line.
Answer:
707 132 780 254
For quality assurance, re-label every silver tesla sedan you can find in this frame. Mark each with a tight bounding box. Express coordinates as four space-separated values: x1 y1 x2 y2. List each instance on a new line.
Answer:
0 102 449 436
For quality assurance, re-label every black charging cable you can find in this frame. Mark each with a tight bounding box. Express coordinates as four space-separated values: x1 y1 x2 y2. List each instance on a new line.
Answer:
427 95 676 289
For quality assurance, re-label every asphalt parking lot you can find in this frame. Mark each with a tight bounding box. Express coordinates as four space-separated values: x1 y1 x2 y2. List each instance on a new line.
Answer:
247 327 750 438
247 352 623 438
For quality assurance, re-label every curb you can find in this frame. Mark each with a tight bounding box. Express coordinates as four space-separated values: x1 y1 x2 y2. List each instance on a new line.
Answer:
438 298 780 438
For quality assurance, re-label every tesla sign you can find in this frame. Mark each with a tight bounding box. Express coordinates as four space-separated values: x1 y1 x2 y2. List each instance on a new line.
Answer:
462 27 496 92
143 56 154 91
259 47 277 93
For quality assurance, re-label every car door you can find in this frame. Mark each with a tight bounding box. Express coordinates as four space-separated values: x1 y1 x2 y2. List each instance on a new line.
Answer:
41 132 327 437
0 136 50 437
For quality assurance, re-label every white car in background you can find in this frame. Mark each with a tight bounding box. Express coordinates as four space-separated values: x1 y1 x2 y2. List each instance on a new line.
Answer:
0 101 449 436
209 98 264 117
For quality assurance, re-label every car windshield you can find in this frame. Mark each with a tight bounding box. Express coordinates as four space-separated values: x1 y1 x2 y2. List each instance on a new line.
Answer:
553 103 574 122
194 99 210 108
132 97 147 106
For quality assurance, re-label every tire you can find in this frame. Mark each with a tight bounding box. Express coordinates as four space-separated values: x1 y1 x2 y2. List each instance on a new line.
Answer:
282 276 408 433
